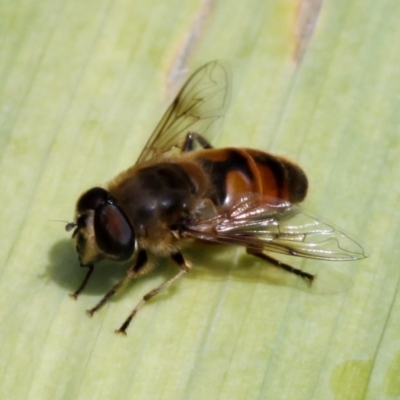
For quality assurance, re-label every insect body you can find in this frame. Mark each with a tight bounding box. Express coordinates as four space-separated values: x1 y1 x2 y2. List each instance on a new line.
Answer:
66 61 367 335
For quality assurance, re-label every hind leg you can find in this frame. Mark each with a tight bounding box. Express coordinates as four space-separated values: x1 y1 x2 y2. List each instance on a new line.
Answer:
182 132 213 152
246 248 315 283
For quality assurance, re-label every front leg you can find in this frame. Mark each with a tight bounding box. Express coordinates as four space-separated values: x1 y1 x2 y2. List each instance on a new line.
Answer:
115 251 190 335
86 250 148 316
69 263 94 299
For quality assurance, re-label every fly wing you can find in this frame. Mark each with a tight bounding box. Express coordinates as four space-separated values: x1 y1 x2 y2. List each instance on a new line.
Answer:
184 194 368 261
136 60 231 163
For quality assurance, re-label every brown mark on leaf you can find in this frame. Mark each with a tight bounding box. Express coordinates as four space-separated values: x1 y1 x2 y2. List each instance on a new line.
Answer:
293 0 324 62
165 0 216 101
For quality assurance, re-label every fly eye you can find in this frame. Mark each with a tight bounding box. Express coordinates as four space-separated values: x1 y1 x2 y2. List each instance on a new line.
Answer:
94 203 135 261
77 187 111 213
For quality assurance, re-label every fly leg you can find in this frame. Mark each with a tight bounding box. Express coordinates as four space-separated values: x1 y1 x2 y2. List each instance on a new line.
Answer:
246 248 315 284
115 252 190 336
183 132 214 152
86 250 148 317
69 263 94 299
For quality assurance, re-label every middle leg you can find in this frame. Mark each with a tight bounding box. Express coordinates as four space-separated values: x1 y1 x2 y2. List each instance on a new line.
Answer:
86 250 148 316
115 251 190 335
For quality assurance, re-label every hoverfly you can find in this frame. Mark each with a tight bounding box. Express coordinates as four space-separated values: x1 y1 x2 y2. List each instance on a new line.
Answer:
66 60 367 335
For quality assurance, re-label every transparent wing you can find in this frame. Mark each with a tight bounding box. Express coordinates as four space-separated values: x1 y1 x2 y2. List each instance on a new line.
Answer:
184 194 368 261
136 60 231 163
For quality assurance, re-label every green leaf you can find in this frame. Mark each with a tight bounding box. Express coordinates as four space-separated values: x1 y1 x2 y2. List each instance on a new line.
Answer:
0 1 398 399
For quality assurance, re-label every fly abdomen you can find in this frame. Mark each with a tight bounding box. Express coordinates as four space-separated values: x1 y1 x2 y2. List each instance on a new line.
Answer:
194 148 308 205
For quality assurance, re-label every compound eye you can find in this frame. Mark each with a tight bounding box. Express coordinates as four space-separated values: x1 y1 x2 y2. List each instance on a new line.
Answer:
77 187 110 213
94 203 135 261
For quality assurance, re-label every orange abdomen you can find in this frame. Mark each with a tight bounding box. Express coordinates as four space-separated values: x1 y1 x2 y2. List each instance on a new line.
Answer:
194 148 308 206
